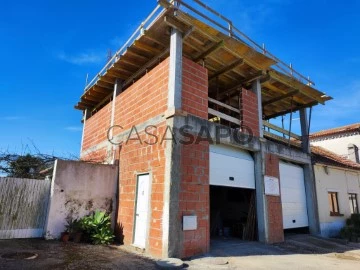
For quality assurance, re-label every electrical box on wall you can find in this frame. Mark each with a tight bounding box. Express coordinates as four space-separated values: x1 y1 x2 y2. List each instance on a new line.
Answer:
183 216 197 231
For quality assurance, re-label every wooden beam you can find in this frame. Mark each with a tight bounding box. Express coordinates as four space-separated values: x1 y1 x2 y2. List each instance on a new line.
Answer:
262 90 299 107
112 65 133 75
119 56 143 68
208 108 241 125
240 70 264 85
164 16 188 33
106 70 128 80
193 40 224 62
208 97 240 113
265 101 318 120
264 131 301 146
125 48 149 61
99 76 116 85
96 81 114 90
158 0 172 8
263 120 301 140
209 59 244 80
268 70 325 104
134 40 162 54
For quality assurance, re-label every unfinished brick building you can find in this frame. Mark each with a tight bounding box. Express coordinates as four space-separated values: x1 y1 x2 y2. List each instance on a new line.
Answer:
76 0 332 259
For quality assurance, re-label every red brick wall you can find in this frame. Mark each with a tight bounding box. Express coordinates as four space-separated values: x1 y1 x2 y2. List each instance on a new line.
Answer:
114 58 169 130
81 58 170 257
241 88 260 137
176 58 210 258
118 124 167 257
81 102 111 162
182 57 208 119
114 58 170 257
265 153 284 243
179 141 210 258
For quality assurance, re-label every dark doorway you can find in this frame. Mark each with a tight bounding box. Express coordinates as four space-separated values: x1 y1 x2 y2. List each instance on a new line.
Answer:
210 185 257 241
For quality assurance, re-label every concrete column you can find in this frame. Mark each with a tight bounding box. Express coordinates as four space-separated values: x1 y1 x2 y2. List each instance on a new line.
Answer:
80 109 91 155
109 78 120 140
163 27 183 258
109 79 121 164
303 163 320 235
252 79 263 138
254 141 269 242
167 28 183 110
300 108 310 154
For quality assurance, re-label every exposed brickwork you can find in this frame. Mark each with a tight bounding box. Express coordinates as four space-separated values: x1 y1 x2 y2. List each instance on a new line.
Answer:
118 124 167 258
241 88 260 137
182 57 208 119
265 153 284 243
179 141 210 258
81 102 111 162
114 58 169 130
81 57 170 162
81 58 170 257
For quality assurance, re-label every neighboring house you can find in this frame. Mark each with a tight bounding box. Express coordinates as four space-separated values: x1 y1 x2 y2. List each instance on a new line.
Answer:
310 123 360 163
312 146 360 237
75 1 332 258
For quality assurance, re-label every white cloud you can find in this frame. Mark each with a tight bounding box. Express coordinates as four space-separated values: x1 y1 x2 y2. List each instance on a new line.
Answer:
65 126 82 132
57 51 104 65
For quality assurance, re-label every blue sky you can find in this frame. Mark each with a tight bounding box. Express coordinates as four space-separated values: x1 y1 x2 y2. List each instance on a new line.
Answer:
0 0 359 157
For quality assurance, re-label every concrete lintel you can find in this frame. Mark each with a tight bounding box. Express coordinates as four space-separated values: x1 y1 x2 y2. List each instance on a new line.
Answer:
168 28 183 110
178 114 261 152
80 114 165 158
264 140 311 165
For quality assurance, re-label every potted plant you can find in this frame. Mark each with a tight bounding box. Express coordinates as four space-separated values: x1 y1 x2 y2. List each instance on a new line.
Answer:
72 219 83 243
60 229 70 242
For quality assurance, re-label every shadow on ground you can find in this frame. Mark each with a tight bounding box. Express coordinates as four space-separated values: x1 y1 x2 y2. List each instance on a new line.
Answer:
186 234 360 269
0 239 157 270
204 234 360 257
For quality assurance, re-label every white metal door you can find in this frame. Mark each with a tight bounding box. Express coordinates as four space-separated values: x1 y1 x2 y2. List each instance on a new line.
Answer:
279 162 309 229
133 174 150 248
210 144 255 189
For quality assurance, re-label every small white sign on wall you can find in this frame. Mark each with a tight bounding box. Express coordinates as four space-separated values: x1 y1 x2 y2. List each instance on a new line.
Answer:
264 175 280 196
183 216 197 231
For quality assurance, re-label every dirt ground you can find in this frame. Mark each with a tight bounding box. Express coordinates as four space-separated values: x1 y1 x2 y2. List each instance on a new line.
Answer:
1 235 360 269
0 239 157 270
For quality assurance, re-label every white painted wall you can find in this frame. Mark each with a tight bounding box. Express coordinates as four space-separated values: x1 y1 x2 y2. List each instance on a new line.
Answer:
314 164 360 237
45 160 117 239
311 134 360 159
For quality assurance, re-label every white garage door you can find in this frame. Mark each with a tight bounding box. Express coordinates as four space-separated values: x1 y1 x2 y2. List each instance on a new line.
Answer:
279 161 309 229
210 144 255 189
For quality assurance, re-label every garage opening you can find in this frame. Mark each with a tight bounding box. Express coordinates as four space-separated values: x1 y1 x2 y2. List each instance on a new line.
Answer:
210 186 257 241
209 144 257 242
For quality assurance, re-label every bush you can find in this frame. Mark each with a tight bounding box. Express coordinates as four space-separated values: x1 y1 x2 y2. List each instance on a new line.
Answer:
79 210 114 245
340 214 360 242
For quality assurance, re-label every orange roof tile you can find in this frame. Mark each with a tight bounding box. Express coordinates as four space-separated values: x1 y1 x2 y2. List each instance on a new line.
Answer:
311 145 360 170
310 123 360 139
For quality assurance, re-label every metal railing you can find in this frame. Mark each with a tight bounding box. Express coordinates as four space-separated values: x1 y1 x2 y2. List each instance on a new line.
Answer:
84 0 315 92
176 0 314 85
83 4 165 92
